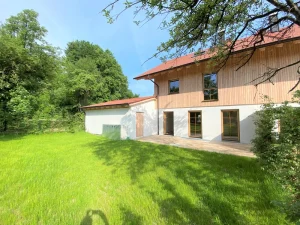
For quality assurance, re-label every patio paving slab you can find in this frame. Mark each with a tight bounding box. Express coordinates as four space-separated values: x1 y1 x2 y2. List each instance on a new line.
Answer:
137 135 255 158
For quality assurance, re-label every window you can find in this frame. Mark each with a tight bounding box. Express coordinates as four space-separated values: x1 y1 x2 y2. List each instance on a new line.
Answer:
222 110 239 141
203 73 218 100
169 80 179 94
269 13 279 32
213 30 225 46
189 111 202 138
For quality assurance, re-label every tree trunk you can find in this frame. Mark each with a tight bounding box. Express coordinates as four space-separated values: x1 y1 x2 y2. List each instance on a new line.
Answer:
3 119 7 132
1 101 8 132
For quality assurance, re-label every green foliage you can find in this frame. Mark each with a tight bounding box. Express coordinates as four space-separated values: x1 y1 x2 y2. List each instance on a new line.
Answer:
0 9 47 49
103 0 300 69
103 0 263 60
252 91 300 222
27 112 84 134
65 40 103 63
7 86 35 117
0 9 58 132
0 10 137 133
64 40 137 109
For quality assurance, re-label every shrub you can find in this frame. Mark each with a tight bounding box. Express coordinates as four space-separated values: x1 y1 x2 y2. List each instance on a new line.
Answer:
0 111 85 134
252 92 300 222
65 112 85 133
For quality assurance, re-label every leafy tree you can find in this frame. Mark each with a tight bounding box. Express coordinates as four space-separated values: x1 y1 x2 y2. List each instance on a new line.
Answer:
65 40 137 110
0 9 58 131
65 40 103 63
7 86 36 119
252 91 300 222
104 0 300 90
0 9 47 49
0 10 137 133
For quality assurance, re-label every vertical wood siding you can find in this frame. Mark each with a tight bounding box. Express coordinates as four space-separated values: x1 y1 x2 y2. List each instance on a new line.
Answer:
136 112 144 137
154 41 300 109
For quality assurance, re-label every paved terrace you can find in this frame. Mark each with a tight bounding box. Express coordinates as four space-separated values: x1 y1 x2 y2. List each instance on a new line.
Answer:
137 135 254 158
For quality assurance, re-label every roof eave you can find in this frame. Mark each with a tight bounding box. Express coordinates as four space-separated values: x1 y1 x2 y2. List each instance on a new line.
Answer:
128 97 156 106
82 103 130 111
133 36 300 80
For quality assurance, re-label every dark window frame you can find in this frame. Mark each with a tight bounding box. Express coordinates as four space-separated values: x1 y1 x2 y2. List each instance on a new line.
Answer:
203 73 218 101
168 79 180 95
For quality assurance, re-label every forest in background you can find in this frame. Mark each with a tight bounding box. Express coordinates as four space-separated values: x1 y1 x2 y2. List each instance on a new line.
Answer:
0 9 137 133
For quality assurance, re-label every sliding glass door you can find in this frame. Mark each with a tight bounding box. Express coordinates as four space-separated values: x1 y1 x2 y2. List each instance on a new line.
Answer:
189 111 202 138
222 110 239 141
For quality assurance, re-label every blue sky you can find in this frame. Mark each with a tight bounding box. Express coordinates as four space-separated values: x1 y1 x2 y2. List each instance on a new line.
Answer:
0 0 170 96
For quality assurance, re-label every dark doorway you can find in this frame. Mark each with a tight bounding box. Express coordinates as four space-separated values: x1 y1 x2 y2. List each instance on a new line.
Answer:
163 112 174 135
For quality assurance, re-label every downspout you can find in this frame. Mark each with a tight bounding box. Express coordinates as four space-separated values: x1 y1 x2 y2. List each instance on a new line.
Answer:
148 76 159 135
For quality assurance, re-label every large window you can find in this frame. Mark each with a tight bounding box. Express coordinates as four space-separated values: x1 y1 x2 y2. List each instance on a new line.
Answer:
203 73 218 100
189 111 202 138
222 110 239 141
169 80 179 94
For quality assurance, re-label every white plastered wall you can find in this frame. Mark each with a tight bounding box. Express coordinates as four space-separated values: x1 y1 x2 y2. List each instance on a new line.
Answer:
159 104 262 144
85 108 129 139
85 99 157 139
127 99 158 138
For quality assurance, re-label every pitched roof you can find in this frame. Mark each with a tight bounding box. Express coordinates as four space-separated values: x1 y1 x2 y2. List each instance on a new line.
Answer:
82 96 156 109
134 25 300 80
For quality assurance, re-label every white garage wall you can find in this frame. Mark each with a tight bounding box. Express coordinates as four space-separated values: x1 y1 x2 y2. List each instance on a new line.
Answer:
85 108 129 138
129 99 158 138
159 104 262 143
85 99 157 139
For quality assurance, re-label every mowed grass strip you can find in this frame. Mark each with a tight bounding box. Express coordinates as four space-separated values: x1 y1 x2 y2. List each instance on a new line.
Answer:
0 132 291 225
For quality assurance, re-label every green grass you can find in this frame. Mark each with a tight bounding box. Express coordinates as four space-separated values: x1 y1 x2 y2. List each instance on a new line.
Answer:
0 132 291 225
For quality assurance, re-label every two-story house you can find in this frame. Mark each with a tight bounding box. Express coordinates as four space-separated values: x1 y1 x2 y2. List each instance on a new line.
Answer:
84 25 300 143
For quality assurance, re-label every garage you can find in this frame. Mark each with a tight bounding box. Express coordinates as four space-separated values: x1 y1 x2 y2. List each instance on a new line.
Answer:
82 96 157 139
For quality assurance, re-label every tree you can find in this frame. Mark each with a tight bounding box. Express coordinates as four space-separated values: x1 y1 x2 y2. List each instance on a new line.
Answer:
64 40 137 110
103 0 300 90
0 9 58 131
251 91 300 222
0 10 137 132
0 9 47 50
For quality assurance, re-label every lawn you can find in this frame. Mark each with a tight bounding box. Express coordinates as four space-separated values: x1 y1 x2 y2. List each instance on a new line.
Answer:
0 132 291 225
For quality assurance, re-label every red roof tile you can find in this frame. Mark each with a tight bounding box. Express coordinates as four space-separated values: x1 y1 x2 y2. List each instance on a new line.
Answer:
134 25 300 80
82 96 155 109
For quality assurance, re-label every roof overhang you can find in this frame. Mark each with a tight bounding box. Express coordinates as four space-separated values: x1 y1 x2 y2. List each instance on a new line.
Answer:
134 36 300 81
82 104 130 111
128 97 156 106
82 97 156 111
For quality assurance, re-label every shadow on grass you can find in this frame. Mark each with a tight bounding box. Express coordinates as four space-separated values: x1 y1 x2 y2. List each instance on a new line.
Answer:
80 209 109 225
88 138 283 224
80 207 143 225
0 133 26 142
120 207 143 225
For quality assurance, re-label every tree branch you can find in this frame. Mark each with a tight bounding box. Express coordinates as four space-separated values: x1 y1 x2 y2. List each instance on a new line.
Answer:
248 59 300 89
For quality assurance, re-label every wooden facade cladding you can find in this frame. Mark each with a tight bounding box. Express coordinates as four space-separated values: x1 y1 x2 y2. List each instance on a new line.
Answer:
154 41 300 109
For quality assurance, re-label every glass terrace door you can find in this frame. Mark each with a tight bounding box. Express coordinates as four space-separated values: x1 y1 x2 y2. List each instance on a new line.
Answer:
189 111 202 138
222 110 240 141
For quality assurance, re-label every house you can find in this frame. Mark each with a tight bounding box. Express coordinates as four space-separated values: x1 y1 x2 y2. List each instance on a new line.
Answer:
83 25 300 143
83 96 157 139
